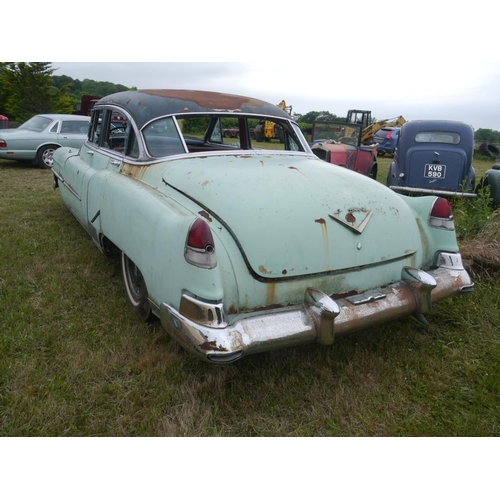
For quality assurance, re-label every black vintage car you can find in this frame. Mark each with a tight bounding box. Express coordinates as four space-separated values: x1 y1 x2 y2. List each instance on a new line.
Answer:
387 120 477 198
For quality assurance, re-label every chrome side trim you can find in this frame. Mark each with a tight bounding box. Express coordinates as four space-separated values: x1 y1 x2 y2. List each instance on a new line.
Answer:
51 169 81 201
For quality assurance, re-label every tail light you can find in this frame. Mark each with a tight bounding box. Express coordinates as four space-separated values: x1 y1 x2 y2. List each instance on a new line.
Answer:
428 197 455 230
185 218 217 269
387 130 394 140
0 140 7 148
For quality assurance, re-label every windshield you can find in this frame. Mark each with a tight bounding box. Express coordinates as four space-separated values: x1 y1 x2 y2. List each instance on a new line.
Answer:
311 121 361 146
19 115 53 132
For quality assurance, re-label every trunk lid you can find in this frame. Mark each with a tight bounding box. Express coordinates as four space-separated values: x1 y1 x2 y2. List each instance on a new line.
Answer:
162 153 422 280
406 146 468 192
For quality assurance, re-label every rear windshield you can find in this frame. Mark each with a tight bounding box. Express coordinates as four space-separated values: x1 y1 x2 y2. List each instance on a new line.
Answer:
142 114 308 157
415 131 460 144
19 115 53 132
376 129 392 139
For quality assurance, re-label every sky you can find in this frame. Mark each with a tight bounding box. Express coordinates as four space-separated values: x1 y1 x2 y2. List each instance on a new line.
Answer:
8 0 500 132
50 61 500 131
4 1 497 482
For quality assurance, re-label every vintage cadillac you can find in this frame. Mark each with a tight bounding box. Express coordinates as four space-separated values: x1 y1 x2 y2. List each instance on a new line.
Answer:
52 90 473 363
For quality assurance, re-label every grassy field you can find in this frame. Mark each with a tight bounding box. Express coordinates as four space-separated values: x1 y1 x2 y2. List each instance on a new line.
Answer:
1 156 499 437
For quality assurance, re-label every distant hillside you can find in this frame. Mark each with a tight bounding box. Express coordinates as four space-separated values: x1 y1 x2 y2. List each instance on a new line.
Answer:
52 75 130 110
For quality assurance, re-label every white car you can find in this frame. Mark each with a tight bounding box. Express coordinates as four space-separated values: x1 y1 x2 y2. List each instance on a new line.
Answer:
0 114 90 168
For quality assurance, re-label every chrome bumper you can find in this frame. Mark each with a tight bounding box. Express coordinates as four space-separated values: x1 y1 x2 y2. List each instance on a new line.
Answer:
389 185 477 198
159 253 473 363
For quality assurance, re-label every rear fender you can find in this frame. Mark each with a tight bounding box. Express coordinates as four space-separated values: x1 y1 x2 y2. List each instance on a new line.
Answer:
482 166 500 205
398 195 460 268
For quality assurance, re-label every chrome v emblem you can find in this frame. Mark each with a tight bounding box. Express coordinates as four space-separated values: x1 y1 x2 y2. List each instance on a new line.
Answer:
329 209 373 234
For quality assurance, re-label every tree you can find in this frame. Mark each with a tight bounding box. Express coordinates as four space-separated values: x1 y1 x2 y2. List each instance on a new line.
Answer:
294 110 342 124
475 128 500 143
0 62 73 121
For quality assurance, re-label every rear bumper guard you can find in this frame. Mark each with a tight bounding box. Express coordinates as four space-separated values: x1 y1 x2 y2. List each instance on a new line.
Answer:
159 252 473 363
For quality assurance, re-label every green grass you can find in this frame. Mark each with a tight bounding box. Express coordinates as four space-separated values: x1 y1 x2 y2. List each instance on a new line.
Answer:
1 159 499 436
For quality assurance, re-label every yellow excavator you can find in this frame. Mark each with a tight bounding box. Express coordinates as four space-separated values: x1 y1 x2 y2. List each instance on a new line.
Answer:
360 116 406 144
345 109 406 144
256 100 293 142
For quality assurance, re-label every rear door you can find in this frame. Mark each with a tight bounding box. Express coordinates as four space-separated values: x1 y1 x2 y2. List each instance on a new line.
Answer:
57 119 90 148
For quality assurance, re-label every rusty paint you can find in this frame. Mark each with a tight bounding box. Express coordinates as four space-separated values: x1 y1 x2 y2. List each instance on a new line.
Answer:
198 210 212 222
121 162 149 180
141 89 269 111
241 302 290 313
282 269 287 275
259 265 272 274
227 305 238 315
345 212 356 224
199 341 228 352
315 217 330 269
266 282 276 305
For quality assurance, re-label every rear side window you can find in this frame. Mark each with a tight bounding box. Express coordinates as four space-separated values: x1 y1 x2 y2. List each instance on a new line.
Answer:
61 120 89 134
415 132 460 144
143 117 185 157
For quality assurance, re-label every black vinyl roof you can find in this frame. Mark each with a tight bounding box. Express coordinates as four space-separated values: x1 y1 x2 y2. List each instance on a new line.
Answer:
96 89 292 129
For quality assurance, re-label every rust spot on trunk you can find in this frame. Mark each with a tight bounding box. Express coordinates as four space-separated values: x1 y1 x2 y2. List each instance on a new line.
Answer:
259 265 272 274
345 212 356 224
198 210 212 222
266 282 276 305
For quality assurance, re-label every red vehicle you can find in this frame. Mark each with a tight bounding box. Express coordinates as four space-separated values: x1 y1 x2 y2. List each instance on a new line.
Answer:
310 120 379 179
73 95 101 116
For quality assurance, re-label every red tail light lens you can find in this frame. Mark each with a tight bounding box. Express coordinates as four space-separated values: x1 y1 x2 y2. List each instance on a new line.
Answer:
387 130 393 140
429 197 455 230
185 218 217 269
0 140 7 148
187 218 214 250
431 197 453 218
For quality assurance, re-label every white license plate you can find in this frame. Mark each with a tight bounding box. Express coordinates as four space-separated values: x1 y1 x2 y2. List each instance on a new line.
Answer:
424 164 446 178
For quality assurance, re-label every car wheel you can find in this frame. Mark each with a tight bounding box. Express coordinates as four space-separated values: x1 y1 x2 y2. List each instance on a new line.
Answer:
121 251 154 321
37 145 58 169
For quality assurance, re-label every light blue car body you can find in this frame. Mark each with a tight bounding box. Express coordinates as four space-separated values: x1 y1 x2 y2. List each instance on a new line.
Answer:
52 90 473 363
0 114 90 168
